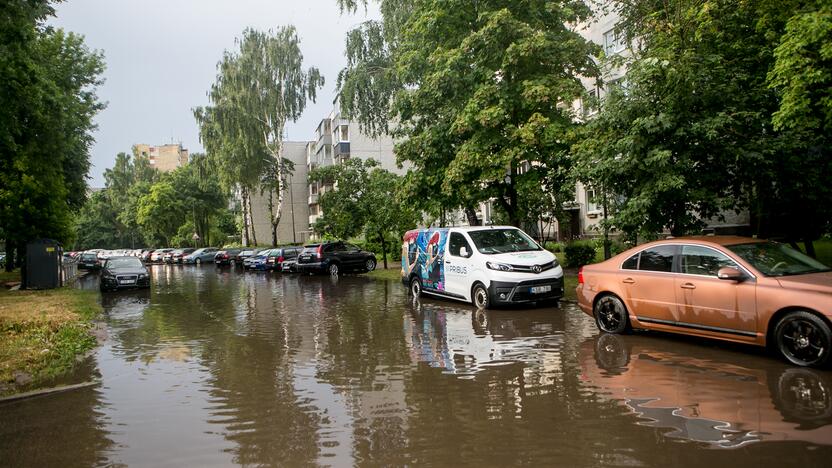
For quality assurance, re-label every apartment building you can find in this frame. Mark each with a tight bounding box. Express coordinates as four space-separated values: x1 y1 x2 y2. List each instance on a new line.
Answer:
134 143 189 172
249 141 313 245
307 104 402 229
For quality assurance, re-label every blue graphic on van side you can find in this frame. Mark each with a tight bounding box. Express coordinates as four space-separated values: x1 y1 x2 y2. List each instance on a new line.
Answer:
402 229 448 291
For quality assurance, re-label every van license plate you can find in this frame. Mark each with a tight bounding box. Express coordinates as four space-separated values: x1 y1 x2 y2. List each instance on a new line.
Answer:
530 285 551 294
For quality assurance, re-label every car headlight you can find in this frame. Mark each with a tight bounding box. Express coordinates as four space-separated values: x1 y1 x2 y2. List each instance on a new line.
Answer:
552 258 560 267
138 273 148 279
486 261 513 272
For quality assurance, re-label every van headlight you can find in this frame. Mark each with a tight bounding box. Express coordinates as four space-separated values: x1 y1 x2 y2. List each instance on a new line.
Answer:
486 261 513 272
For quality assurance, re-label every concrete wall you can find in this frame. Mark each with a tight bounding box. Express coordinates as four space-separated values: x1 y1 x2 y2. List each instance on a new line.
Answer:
250 141 312 246
134 143 188 172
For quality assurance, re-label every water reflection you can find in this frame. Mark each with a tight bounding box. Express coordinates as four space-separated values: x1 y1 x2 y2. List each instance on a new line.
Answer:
2 267 831 467
580 333 832 447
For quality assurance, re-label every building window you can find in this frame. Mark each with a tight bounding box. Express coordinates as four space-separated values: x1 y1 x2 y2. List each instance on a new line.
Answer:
586 188 600 214
603 28 625 56
337 125 349 142
606 77 627 96
583 86 601 118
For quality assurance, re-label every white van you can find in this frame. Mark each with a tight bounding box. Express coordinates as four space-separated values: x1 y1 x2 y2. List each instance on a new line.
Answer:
401 226 564 308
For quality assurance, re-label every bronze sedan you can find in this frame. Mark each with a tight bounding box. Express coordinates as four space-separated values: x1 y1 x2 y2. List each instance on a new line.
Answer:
577 236 832 367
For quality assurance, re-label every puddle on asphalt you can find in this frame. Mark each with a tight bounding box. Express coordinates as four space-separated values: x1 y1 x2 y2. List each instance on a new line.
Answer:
1 265 831 466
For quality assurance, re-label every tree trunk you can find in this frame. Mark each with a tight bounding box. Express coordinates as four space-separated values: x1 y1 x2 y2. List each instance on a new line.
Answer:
804 238 816 258
241 188 250 246
379 231 388 270
267 188 277 247
5 240 15 273
464 206 480 226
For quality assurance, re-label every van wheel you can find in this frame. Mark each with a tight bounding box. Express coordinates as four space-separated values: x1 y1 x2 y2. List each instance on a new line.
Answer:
329 263 339 276
775 311 832 367
410 277 422 298
472 284 489 309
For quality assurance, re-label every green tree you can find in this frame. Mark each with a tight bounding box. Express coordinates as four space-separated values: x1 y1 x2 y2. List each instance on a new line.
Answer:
337 0 598 227
0 2 105 270
137 179 185 247
309 158 420 268
574 0 830 248
196 26 323 246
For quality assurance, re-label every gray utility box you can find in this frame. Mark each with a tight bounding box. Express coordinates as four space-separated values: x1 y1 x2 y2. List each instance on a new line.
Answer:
25 239 63 289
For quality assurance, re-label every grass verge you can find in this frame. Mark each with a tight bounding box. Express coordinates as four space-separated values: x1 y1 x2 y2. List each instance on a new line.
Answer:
0 269 21 284
367 267 402 282
0 287 101 395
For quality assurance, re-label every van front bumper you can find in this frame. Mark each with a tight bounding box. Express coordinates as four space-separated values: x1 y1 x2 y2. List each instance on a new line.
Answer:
488 277 564 304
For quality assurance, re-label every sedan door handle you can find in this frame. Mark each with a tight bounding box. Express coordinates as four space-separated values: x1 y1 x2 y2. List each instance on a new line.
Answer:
622 278 635 284
680 283 696 289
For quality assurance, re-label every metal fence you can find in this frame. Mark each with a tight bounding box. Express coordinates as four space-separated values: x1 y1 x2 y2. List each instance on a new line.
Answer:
61 257 80 286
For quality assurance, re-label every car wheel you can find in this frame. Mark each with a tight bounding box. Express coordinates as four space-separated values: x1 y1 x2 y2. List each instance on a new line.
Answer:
230 260 236 267
329 263 339 276
365 259 376 272
472 283 489 309
196 258 201 265
775 311 832 367
594 295 630 334
410 276 422 298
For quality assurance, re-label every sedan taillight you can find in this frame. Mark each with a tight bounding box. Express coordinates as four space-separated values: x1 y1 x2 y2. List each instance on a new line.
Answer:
577 267 584 285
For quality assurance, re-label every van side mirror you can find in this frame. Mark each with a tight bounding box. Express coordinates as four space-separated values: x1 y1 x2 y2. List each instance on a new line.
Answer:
459 246 469 258
717 266 744 281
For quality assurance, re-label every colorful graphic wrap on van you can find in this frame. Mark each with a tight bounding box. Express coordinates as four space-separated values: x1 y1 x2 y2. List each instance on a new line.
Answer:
401 229 448 291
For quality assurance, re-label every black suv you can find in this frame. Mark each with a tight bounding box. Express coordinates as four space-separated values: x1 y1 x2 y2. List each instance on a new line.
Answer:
296 241 377 275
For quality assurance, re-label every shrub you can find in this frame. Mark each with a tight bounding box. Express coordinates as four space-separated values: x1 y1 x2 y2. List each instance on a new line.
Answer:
544 241 564 253
564 241 597 268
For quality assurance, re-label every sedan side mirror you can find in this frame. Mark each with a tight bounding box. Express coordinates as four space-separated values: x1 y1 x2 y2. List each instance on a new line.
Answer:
717 266 745 282
459 246 469 258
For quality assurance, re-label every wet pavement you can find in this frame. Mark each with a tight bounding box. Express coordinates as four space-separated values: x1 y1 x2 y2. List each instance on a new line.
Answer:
1 265 831 466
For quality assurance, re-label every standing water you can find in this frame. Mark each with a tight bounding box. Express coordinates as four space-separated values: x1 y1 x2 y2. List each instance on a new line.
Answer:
2 266 831 466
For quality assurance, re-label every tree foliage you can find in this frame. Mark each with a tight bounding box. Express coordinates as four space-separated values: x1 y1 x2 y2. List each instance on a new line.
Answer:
196 26 323 246
309 158 420 268
0 1 105 269
573 0 831 245
338 0 598 227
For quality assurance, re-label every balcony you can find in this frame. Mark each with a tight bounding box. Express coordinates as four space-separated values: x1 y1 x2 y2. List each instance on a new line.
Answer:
308 192 319 204
333 142 350 158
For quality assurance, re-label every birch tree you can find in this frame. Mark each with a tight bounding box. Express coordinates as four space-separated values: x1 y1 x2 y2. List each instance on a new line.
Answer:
196 26 323 246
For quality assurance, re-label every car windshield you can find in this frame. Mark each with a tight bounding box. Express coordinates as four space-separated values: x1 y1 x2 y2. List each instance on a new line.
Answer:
106 257 143 269
467 228 541 255
82 253 97 260
727 242 831 277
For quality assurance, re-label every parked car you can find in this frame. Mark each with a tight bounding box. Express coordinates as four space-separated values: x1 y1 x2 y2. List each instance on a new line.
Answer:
281 257 298 273
99 256 151 292
402 227 563 308
183 247 218 265
247 250 273 271
139 250 154 262
243 249 272 270
170 248 196 264
150 248 173 263
297 241 377 276
78 252 101 270
576 236 832 367
235 249 258 266
265 247 303 271
214 248 243 267
0 252 5 268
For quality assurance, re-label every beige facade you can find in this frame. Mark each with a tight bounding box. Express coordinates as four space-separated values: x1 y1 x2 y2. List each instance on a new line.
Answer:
134 143 189 172
249 141 312 245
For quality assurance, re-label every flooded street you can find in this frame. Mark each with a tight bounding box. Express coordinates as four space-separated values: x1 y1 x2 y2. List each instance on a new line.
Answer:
2 266 832 466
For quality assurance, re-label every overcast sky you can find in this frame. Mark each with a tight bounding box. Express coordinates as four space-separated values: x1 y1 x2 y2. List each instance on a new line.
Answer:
50 0 380 187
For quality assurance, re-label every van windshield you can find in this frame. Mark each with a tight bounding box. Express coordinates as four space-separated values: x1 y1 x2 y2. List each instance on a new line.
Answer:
467 229 541 255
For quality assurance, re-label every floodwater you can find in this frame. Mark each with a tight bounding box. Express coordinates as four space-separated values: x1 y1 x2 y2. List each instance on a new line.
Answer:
2 266 831 467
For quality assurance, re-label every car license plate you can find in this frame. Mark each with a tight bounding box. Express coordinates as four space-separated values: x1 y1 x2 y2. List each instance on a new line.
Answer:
300 255 310 260
530 285 551 294
119 279 135 285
